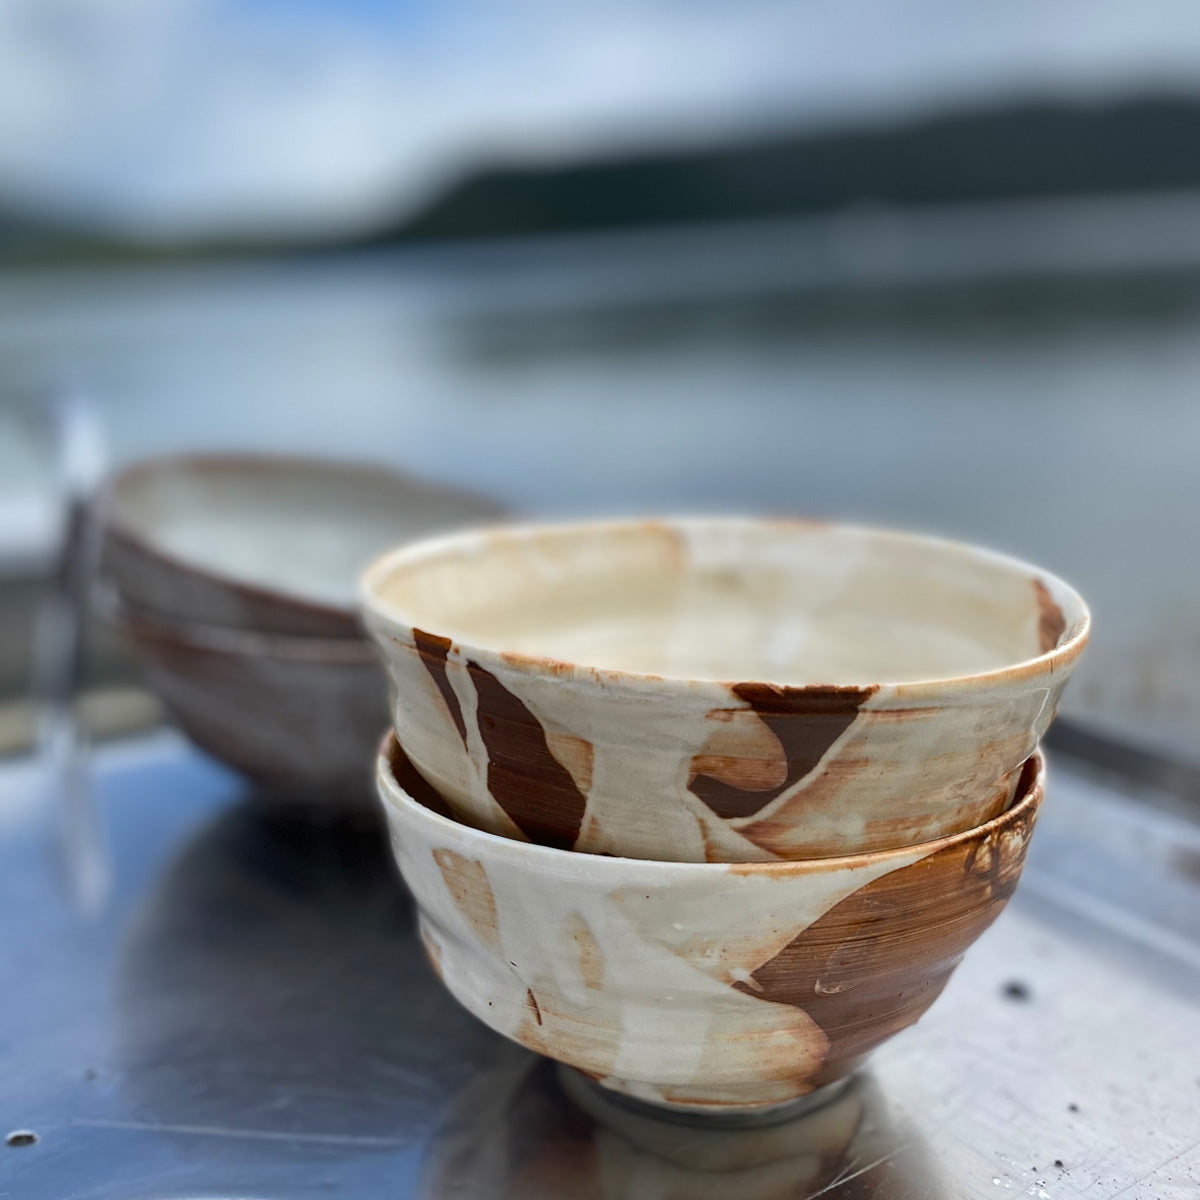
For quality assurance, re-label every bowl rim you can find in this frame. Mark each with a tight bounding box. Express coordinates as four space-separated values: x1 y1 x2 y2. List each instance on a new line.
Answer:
98 451 504 628
360 515 1090 695
377 731 1045 878
97 583 381 664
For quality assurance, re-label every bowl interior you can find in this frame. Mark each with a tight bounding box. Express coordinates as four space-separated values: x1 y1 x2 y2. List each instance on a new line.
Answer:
367 519 1088 686
109 456 500 611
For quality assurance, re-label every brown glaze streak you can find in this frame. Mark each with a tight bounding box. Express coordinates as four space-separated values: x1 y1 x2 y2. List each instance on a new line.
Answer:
525 989 543 1025
1034 580 1067 654
470 662 589 851
413 628 468 745
513 987 621 1080
544 731 595 795
731 757 873 859
432 848 501 951
567 913 606 990
732 759 1040 1076
689 683 876 820
387 738 454 819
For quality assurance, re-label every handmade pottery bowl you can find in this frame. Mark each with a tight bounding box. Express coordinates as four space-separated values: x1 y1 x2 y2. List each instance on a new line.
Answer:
362 518 1085 861
378 732 1045 1113
106 593 388 807
100 453 502 638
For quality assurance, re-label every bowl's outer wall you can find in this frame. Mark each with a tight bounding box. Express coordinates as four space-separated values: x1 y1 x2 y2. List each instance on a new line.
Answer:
368 614 1059 860
380 742 1043 1110
122 619 390 804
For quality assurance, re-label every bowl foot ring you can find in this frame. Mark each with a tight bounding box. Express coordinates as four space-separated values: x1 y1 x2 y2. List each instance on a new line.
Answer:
557 1064 853 1129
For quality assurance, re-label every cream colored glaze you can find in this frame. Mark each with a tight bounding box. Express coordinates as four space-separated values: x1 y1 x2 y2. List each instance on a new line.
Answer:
370 519 1079 686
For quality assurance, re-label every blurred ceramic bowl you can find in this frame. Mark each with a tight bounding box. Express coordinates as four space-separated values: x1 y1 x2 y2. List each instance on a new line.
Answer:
99 453 503 638
106 592 388 807
378 732 1044 1114
362 517 1085 861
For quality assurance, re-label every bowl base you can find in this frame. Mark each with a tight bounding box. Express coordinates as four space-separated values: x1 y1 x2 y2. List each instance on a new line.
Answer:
558 1063 853 1128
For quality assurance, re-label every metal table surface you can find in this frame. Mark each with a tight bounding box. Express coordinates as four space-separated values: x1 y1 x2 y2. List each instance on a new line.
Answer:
0 734 1197 1199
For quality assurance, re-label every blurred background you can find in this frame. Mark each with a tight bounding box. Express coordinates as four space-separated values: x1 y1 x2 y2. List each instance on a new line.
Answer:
2 0 1199 775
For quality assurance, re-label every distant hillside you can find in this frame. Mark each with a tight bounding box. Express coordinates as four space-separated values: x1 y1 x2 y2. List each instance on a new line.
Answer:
6 93 1200 262
0 209 89 261
364 94 1200 242
0 207 168 267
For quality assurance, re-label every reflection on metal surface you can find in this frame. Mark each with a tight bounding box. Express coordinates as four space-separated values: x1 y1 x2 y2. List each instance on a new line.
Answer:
116 797 499 1151
0 736 1196 1198
421 1053 946 1199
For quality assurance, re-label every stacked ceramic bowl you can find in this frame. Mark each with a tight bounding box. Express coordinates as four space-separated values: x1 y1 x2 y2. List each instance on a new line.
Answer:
97 453 500 806
362 517 1089 1115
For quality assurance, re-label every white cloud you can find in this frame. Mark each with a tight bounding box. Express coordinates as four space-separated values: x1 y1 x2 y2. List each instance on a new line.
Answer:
1 0 1199 241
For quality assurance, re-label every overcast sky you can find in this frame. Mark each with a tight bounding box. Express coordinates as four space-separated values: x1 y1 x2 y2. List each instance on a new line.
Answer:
2 0 1200 241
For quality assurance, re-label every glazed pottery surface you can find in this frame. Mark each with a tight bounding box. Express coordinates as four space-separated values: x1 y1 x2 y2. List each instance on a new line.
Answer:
100 453 502 638
378 732 1045 1112
110 596 388 806
363 518 1084 860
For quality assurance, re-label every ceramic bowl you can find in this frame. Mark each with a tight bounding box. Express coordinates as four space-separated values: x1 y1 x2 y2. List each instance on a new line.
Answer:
362 517 1085 861
378 732 1044 1114
107 593 389 807
100 453 502 638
